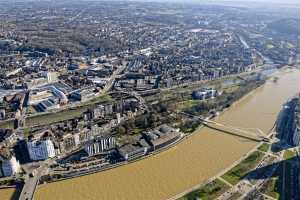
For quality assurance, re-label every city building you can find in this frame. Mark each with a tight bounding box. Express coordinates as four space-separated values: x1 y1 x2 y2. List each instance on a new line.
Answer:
293 125 300 146
0 109 5 120
47 72 58 83
84 136 116 156
192 88 218 100
0 129 17 148
59 133 81 153
34 98 60 112
27 138 56 161
118 143 147 161
0 150 21 177
293 108 300 146
69 88 97 102
144 124 181 151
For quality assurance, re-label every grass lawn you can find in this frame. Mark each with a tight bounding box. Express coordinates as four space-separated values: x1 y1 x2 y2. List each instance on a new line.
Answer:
25 94 113 127
260 177 280 199
82 94 113 105
131 128 144 135
26 106 88 127
221 151 265 185
23 127 31 139
0 120 14 129
176 100 202 111
258 143 270 152
223 85 240 93
182 178 230 200
286 42 295 48
283 150 295 160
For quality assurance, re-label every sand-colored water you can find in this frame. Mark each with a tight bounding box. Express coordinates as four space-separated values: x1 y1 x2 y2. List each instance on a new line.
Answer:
35 69 300 200
0 188 16 200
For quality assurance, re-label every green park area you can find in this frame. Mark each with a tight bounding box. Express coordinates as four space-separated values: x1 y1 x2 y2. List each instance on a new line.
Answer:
25 106 88 127
221 151 265 185
176 100 203 111
283 150 295 160
0 120 14 129
181 178 230 200
27 94 112 127
260 177 280 199
0 94 113 129
258 143 270 152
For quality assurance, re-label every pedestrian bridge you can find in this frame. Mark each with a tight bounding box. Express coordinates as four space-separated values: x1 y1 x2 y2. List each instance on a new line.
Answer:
181 112 270 142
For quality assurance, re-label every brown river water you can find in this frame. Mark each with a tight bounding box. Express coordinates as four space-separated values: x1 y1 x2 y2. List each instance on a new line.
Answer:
29 68 300 200
0 188 16 200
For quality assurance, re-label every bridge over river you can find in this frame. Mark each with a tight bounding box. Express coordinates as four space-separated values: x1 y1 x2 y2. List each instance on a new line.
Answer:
181 112 270 142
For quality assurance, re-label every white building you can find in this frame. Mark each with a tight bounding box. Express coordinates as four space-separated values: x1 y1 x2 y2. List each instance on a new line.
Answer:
192 88 217 100
0 153 21 177
47 72 58 83
27 139 55 161
85 136 116 157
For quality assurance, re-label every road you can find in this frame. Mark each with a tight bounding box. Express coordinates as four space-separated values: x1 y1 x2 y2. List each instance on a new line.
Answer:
19 164 47 200
101 64 127 94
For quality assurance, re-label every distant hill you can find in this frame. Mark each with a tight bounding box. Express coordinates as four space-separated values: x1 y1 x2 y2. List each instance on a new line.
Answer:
268 18 300 35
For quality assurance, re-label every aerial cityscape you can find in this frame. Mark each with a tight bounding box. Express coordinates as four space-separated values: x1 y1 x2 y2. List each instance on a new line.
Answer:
0 0 300 200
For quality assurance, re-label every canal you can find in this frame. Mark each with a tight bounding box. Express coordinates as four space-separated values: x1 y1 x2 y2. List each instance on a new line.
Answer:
34 68 300 200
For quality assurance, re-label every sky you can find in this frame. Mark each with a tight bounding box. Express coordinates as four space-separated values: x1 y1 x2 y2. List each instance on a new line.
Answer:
217 0 300 3
155 0 300 4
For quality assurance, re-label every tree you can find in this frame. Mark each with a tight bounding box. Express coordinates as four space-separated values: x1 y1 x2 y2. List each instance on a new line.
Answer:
116 126 126 135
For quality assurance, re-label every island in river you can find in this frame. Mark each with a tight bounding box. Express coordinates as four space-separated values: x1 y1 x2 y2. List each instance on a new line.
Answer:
33 68 300 200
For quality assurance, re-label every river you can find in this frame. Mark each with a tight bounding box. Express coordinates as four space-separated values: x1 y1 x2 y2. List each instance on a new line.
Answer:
0 188 16 200
33 68 300 200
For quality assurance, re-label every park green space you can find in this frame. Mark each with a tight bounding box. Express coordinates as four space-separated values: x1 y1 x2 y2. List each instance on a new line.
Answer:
221 151 265 185
0 95 112 129
258 143 270 152
261 177 280 199
181 178 230 200
283 149 295 160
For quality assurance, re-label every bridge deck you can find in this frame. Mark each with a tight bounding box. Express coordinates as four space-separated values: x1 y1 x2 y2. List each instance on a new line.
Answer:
180 112 268 142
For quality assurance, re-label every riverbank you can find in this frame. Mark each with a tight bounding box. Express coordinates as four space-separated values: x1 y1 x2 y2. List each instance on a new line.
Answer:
39 72 265 184
41 133 185 184
34 68 300 200
168 141 268 200
169 68 290 200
